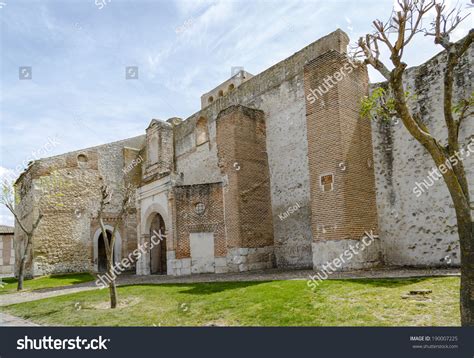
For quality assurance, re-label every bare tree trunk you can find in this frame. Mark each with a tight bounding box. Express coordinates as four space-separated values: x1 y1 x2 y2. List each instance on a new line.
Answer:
106 259 118 309
17 234 33 291
453 202 474 325
17 256 26 291
441 172 473 325
97 183 133 309
109 280 118 309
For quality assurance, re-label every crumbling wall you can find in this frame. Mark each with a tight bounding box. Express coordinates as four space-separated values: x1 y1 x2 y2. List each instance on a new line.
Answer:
14 135 145 276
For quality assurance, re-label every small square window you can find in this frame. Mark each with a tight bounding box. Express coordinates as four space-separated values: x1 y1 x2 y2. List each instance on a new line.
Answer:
320 173 334 192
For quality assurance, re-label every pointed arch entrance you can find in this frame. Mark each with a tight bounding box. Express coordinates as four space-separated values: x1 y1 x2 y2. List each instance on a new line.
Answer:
97 231 111 272
149 213 167 274
93 226 122 273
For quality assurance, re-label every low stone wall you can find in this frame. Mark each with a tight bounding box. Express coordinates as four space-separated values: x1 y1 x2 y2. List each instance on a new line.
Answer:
166 245 275 276
312 237 382 271
226 246 275 273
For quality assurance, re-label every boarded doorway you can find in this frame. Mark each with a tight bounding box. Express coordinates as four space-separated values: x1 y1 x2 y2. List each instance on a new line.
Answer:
150 214 167 274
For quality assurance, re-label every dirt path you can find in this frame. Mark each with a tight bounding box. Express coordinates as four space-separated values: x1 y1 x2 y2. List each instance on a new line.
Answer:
0 312 40 326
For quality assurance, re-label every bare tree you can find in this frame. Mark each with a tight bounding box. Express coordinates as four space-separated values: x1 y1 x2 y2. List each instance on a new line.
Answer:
1 180 43 291
356 0 473 325
96 183 134 309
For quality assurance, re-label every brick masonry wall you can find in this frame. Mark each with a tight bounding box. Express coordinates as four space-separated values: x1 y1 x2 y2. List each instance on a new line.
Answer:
304 50 379 242
173 183 226 258
304 50 381 270
171 183 225 275
216 105 274 250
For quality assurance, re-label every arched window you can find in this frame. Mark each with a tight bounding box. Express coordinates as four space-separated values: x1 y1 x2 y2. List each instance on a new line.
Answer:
77 154 88 163
196 117 209 146
228 83 235 91
77 154 88 168
208 96 214 104
218 90 224 97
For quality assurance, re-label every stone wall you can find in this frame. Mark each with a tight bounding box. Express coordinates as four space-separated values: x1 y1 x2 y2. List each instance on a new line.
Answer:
14 135 145 276
371 44 473 267
200 70 254 108
143 120 174 183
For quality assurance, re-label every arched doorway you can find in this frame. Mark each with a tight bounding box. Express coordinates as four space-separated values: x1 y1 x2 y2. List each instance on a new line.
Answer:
98 230 113 272
149 213 167 274
93 227 122 273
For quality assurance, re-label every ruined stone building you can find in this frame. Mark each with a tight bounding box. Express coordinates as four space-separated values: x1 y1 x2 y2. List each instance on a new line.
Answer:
14 29 473 277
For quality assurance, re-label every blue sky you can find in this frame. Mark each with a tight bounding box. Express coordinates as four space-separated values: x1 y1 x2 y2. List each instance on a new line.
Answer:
0 0 472 225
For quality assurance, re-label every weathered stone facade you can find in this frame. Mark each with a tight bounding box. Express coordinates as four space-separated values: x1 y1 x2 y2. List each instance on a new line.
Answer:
14 136 145 276
13 29 473 277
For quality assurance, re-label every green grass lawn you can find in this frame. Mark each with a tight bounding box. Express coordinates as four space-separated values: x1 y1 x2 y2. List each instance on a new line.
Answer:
0 277 460 326
0 273 94 295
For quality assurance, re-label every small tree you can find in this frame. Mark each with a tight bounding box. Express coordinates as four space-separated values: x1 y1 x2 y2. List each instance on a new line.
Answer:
356 0 473 325
96 183 134 309
1 180 43 291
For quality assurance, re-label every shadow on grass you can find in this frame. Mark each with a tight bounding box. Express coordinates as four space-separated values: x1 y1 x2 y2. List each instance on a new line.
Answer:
118 281 269 295
178 281 268 295
41 273 94 284
4 273 93 284
1 277 17 285
330 277 436 288
1 273 95 294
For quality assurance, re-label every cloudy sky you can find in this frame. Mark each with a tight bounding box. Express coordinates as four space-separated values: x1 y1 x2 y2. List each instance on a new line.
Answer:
0 0 472 225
